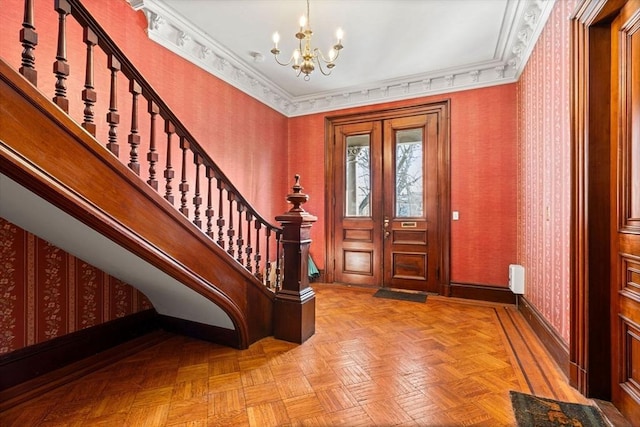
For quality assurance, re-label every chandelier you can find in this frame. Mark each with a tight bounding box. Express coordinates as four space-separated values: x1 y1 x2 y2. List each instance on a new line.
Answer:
270 0 344 80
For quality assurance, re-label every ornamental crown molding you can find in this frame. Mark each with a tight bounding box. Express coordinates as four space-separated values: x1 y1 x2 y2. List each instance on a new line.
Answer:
128 0 555 117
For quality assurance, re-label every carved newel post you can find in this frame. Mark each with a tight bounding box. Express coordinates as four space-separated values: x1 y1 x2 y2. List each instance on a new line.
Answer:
274 175 318 343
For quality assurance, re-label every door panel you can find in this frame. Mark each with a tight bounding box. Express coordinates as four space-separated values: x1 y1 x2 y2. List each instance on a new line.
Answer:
613 0 640 422
383 114 439 292
333 121 383 286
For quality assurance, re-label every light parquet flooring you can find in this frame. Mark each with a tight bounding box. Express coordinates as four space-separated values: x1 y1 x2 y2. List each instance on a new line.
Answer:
0 283 589 426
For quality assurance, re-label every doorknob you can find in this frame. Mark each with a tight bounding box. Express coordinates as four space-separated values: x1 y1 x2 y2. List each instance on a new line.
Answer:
383 217 390 239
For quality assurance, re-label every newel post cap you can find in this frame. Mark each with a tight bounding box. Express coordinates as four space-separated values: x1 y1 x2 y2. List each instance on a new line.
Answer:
276 175 317 223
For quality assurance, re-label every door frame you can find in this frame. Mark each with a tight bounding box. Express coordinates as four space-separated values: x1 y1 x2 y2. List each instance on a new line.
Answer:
571 0 627 399
324 101 451 294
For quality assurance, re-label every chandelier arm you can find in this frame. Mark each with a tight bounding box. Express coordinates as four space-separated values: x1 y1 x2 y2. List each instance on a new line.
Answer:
315 57 332 76
314 47 338 65
272 53 295 67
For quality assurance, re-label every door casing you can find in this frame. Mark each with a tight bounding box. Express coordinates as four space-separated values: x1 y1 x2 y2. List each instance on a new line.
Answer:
571 2 640 421
324 102 451 293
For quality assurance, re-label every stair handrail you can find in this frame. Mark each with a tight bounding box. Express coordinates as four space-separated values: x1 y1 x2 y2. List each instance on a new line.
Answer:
13 0 285 289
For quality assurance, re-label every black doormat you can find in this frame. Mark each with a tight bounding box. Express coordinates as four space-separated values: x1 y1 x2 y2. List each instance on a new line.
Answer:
373 288 427 303
510 391 607 427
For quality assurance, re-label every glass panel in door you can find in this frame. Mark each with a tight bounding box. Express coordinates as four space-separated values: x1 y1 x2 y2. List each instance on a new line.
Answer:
395 129 424 218
346 135 371 217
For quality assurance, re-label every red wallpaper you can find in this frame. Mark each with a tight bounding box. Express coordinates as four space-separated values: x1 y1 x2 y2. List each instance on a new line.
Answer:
0 0 290 222
80 0 291 222
516 0 576 343
0 218 152 355
289 85 519 287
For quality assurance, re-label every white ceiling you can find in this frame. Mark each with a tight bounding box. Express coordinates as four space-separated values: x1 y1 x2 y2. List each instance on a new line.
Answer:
128 0 555 116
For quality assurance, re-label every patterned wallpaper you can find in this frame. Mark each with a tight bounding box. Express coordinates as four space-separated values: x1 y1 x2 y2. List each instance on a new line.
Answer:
517 0 576 344
0 218 152 355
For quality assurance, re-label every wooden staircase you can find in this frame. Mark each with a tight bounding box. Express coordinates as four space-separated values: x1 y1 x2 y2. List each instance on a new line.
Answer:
0 0 315 352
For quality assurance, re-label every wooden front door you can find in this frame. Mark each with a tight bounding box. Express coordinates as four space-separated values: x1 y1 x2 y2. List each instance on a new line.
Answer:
330 104 448 293
612 0 640 422
382 115 439 291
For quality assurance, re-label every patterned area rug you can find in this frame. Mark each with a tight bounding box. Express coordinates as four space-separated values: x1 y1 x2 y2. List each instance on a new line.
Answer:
372 288 427 303
510 391 607 427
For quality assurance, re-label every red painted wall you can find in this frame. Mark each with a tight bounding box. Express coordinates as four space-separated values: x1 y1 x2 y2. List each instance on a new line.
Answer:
78 0 291 219
289 84 518 286
0 0 290 220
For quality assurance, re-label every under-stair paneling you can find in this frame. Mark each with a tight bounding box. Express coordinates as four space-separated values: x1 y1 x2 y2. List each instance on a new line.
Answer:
0 217 152 355
516 0 576 344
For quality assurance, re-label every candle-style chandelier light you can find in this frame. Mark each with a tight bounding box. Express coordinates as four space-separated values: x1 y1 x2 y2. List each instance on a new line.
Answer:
270 0 344 80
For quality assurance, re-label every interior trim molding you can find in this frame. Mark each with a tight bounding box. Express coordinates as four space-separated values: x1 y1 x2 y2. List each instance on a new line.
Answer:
518 296 570 375
127 0 556 117
0 310 161 411
448 282 517 304
158 315 239 349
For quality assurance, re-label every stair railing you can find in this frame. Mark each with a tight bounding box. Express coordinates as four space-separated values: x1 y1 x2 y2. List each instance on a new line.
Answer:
12 0 285 290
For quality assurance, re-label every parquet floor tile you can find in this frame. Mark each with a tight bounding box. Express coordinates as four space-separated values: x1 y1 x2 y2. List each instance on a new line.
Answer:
0 283 590 426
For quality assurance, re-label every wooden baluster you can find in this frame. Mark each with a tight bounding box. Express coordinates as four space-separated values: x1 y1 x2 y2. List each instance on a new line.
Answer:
19 0 38 85
227 194 235 257
193 154 203 229
53 0 71 113
127 81 142 175
265 228 272 289
205 167 215 238
245 212 253 272
254 221 262 278
164 121 175 205
106 55 120 157
275 230 282 291
147 101 159 190
216 180 225 248
81 28 98 135
236 204 244 264
179 136 189 217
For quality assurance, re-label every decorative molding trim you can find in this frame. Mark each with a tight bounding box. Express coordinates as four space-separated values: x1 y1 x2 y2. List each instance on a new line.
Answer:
158 314 239 349
448 282 517 304
0 310 160 411
518 296 570 376
128 0 556 117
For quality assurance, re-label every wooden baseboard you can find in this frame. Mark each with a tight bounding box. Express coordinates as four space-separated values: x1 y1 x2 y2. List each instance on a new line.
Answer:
448 282 517 304
0 324 166 412
0 309 158 394
0 310 245 411
518 296 570 376
158 315 239 349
